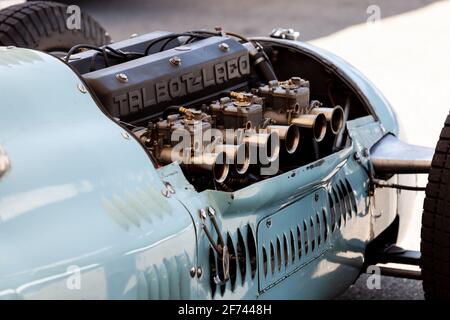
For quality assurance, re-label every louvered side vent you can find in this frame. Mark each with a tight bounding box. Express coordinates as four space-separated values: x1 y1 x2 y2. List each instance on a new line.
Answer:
139 252 191 300
209 224 257 298
260 213 329 285
328 178 357 232
257 189 334 291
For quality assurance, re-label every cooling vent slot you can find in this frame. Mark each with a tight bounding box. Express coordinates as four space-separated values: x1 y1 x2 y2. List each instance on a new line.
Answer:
260 214 327 282
209 224 257 298
139 253 192 300
328 178 357 232
258 186 352 291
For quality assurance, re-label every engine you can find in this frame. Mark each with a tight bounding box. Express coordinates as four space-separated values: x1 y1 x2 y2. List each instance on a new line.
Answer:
68 30 346 191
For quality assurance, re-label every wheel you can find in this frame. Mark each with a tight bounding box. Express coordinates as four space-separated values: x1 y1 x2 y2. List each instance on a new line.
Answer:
0 1 110 52
421 112 450 299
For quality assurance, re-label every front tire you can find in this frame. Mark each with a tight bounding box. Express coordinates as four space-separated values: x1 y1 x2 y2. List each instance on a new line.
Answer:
421 112 450 299
0 1 110 51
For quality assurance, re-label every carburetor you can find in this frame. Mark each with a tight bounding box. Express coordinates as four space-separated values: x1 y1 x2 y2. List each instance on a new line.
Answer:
132 76 345 190
209 91 300 157
258 76 310 111
209 92 263 129
257 77 345 142
135 106 253 183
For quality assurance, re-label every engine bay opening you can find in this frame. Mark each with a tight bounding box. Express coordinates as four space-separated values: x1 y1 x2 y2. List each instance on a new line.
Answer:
66 30 371 192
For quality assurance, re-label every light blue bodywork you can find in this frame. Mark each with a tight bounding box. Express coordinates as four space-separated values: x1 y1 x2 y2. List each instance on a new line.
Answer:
0 37 400 300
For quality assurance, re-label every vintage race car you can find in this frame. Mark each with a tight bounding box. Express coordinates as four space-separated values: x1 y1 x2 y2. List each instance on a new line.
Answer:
0 1 448 300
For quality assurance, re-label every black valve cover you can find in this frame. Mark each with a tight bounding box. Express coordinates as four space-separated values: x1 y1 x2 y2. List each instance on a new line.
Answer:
83 36 250 123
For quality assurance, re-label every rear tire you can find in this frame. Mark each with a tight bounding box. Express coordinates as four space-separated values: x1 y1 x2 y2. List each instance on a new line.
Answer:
421 112 450 300
0 1 110 51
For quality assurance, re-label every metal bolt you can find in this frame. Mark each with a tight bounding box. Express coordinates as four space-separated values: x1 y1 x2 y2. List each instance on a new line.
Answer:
165 182 175 195
363 148 370 158
116 73 128 83
161 188 171 198
121 131 130 140
77 83 87 93
190 267 196 278
169 56 181 66
219 42 230 52
266 218 272 228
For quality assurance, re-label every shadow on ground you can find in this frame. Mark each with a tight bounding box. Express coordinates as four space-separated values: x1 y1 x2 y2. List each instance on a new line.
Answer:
337 275 424 300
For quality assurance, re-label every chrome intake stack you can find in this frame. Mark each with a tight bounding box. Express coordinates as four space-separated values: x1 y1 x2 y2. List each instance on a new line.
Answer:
257 77 346 143
132 75 347 190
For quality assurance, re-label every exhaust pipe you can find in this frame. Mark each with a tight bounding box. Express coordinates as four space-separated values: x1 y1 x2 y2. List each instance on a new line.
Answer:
267 125 300 154
159 147 230 183
291 113 327 142
310 106 345 135
244 131 280 163
215 143 250 175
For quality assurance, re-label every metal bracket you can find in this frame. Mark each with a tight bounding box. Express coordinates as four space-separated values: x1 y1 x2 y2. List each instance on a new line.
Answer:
0 146 11 180
270 28 300 41
200 207 230 285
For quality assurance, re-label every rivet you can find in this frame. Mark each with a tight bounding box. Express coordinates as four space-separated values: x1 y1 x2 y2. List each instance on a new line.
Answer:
116 73 128 83
121 131 130 140
77 83 87 93
219 42 230 52
190 267 196 278
196 267 203 278
169 56 181 66
266 218 272 228
314 193 320 202
0 147 11 178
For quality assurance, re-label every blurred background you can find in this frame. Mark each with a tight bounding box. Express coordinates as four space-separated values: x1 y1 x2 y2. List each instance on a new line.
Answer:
2 0 449 299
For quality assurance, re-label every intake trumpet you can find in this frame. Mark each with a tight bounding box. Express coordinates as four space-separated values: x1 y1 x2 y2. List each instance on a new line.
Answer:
309 106 345 135
291 113 327 142
243 130 280 163
266 124 300 154
159 147 230 183
214 143 250 175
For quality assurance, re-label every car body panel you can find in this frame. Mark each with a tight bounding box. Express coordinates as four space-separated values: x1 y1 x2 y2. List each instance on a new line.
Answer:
158 115 395 299
0 37 400 299
0 47 197 299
